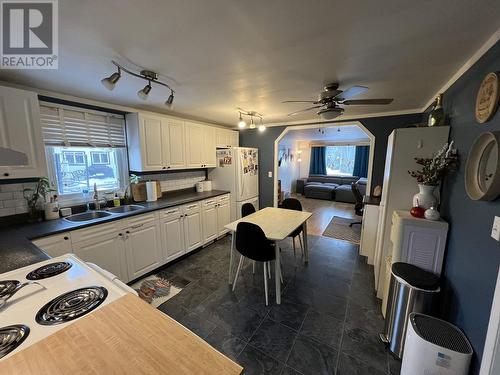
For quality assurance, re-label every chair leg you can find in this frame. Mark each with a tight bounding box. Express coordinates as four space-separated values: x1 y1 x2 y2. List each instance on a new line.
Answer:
278 261 283 284
267 261 271 279
253 261 255 275
298 234 304 257
232 255 244 292
292 237 296 258
263 262 269 306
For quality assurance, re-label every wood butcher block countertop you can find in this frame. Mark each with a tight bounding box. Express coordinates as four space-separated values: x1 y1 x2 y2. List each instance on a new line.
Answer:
0 294 243 375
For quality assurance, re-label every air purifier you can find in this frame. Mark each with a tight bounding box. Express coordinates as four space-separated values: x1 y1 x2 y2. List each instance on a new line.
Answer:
401 313 473 375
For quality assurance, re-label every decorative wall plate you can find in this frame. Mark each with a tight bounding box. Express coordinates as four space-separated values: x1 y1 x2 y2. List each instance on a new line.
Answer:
475 72 500 124
465 131 500 201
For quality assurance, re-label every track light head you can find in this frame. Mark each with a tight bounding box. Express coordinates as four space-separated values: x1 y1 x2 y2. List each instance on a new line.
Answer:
137 82 152 100
165 91 174 107
101 71 121 91
258 124 266 132
249 117 256 129
237 112 246 128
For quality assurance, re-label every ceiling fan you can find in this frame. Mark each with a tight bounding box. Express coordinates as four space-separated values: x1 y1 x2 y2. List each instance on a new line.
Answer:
282 83 393 120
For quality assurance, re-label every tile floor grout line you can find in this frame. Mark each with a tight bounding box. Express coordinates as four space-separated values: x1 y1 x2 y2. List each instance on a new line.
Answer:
281 306 310 374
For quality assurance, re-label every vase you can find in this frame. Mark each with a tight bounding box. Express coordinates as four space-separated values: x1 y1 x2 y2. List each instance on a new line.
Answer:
424 206 441 221
413 184 438 210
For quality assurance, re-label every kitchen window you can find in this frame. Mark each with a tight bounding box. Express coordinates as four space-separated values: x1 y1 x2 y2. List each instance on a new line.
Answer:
40 103 128 203
325 145 356 176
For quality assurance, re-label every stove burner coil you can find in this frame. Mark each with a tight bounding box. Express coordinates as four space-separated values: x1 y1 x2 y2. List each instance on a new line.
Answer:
36 286 108 325
0 325 30 359
26 262 72 280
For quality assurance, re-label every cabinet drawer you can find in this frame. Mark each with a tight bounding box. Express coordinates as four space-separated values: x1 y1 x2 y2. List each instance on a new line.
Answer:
183 202 200 214
161 206 182 221
202 198 217 207
217 194 230 203
71 222 119 243
126 212 157 227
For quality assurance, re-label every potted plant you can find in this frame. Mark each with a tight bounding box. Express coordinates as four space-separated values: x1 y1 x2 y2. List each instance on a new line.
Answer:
408 142 458 209
23 177 55 222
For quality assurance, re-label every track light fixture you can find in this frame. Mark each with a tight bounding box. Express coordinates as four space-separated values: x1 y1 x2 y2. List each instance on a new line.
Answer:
101 60 175 106
236 107 265 131
137 81 152 100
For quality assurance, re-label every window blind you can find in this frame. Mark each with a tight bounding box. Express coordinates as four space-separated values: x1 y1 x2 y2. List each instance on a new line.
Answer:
39 103 126 147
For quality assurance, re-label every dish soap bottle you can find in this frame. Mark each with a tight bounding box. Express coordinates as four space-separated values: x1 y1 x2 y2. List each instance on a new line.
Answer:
113 193 121 207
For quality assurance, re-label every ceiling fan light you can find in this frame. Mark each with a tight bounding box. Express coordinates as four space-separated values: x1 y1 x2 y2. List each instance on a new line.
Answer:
258 124 266 132
137 83 152 100
101 71 121 91
238 120 247 128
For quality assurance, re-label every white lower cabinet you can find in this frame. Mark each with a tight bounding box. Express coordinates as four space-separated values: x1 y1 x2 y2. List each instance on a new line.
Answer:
124 212 163 280
32 233 73 258
216 194 231 237
72 230 128 282
202 199 218 245
161 207 185 262
183 202 203 252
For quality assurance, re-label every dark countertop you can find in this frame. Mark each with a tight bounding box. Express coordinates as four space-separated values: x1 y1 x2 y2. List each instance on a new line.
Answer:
0 189 229 274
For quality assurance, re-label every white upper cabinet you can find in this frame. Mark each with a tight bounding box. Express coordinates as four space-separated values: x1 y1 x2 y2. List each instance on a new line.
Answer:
184 121 204 168
0 86 47 179
216 128 239 148
202 126 216 167
165 118 186 169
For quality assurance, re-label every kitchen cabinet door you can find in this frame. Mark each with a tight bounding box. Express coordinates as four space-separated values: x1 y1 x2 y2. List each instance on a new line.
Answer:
202 199 218 244
140 115 164 171
32 233 72 258
202 126 216 167
73 232 128 282
183 203 203 252
166 119 186 169
217 196 231 237
124 221 163 281
229 131 239 147
161 207 185 261
216 128 230 148
0 85 46 179
184 122 204 168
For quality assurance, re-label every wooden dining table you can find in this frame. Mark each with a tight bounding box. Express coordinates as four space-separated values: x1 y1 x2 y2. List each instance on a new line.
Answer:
224 207 312 304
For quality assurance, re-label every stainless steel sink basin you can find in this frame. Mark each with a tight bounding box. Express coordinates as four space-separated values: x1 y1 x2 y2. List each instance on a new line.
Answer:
107 204 144 213
64 210 113 222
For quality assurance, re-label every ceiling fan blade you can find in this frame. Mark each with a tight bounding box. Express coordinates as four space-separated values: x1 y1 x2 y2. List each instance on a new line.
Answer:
287 105 323 116
333 86 369 101
342 99 394 105
282 100 319 104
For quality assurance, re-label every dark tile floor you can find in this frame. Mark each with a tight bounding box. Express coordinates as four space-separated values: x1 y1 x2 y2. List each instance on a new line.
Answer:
156 234 401 375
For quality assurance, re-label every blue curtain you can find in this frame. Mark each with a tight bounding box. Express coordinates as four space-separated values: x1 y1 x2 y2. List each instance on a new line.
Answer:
353 146 369 178
309 147 326 175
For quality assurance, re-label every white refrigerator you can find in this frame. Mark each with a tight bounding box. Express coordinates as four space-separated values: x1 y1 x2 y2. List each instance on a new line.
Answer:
373 126 450 298
209 147 259 221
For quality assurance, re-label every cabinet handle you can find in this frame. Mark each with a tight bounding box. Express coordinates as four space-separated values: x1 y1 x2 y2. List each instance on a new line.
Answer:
130 223 144 229
187 204 197 209
167 166 171 169
118 233 123 237
162 166 166 169
166 210 177 214
3 173 9 177
63 236 69 240
125 230 130 234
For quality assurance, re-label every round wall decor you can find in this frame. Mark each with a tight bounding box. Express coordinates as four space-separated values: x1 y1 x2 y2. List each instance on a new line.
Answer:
465 131 500 201
475 72 500 124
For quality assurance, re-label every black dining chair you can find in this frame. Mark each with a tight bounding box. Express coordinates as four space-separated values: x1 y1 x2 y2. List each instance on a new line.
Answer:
350 182 364 227
241 202 256 218
281 198 304 258
232 222 280 305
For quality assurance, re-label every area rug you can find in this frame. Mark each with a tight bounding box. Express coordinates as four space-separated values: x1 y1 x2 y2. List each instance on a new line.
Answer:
322 216 361 244
130 274 189 308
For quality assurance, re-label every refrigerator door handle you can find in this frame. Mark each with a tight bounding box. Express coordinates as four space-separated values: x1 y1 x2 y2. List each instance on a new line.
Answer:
240 151 244 198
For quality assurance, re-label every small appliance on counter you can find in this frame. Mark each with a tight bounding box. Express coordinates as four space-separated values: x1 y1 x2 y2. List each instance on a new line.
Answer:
196 182 204 192
131 181 161 202
203 180 212 191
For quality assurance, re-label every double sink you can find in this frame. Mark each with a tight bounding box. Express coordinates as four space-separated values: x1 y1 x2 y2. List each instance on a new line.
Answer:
64 204 145 222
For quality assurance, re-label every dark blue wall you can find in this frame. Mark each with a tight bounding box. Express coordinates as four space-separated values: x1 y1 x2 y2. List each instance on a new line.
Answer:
239 113 423 208
439 40 500 374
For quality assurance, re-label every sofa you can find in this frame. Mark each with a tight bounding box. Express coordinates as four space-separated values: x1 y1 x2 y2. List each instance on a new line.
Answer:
296 175 367 203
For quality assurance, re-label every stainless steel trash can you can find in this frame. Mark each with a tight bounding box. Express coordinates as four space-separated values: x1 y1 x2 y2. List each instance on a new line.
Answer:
380 262 440 359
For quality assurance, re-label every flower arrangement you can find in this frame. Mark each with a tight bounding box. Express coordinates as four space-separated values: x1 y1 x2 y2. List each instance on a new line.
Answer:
408 142 459 186
23 177 55 221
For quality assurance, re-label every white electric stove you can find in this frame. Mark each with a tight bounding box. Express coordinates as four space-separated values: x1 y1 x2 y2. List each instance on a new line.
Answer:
0 254 137 360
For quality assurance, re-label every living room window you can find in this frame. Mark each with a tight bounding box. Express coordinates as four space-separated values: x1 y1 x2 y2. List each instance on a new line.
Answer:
325 145 356 176
40 103 128 203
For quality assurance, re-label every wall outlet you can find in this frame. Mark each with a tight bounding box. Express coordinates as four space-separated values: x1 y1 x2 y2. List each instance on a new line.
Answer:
268 171 273 178
491 216 500 241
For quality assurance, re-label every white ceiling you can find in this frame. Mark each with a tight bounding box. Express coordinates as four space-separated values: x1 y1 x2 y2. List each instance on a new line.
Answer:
1 0 499 126
280 124 370 145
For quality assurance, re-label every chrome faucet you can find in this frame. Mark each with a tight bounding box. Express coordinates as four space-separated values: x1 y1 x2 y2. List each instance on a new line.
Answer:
93 183 101 210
